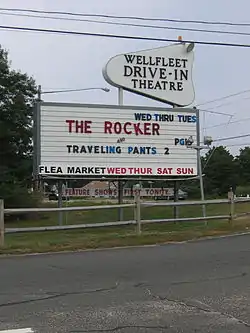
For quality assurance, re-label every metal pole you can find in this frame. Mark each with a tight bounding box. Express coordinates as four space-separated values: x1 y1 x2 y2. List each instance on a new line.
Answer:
118 87 124 105
118 87 124 221
172 104 179 220
65 180 68 225
37 85 42 101
173 180 179 220
0 199 4 247
32 103 38 192
118 181 123 220
136 191 141 235
36 84 42 195
33 100 41 192
58 180 63 226
196 108 206 219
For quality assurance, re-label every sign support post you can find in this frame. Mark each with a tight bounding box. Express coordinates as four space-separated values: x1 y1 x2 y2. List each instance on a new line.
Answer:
33 100 43 193
58 180 63 226
118 87 124 221
195 108 206 220
0 199 4 247
173 180 179 220
173 104 179 220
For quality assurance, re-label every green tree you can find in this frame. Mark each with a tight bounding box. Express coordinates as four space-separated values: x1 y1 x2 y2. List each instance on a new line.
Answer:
236 147 250 185
202 146 237 196
0 46 38 208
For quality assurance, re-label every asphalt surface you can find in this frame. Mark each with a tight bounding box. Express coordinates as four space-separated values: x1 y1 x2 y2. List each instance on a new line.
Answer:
1 235 250 332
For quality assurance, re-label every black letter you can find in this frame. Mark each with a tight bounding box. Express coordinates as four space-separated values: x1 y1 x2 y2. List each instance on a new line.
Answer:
124 65 133 77
124 54 136 63
177 82 183 91
159 68 167 79
180 69 188 81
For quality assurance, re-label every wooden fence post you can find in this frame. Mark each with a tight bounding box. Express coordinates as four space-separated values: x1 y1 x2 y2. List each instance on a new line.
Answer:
228 189 235 225
0 199 4 247
134 185 141 235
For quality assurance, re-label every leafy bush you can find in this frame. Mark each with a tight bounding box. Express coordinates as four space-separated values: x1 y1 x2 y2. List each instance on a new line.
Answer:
235 186 250 197
0 183 42 222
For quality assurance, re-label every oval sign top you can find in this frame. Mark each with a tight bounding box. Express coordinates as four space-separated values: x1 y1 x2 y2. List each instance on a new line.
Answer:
103 43 195 107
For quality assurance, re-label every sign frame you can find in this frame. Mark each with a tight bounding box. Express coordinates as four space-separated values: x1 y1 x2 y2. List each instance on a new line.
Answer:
33 102 200 179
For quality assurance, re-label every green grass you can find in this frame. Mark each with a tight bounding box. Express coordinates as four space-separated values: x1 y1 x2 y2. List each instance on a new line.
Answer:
2 199 250 255
2 218 250 255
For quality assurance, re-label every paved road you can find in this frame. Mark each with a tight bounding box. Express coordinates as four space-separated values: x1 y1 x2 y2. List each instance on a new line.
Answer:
1 235 250 332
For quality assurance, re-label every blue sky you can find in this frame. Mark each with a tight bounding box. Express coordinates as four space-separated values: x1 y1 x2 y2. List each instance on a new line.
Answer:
1 0 250 154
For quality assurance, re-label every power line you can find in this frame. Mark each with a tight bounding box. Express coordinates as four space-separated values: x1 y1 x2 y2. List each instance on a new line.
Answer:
213 134 250 142
204 143 250 148
199 95 250 133
197 89 250 107
200 96 250 111
205 116 250 130
206 143 250 148
199 109 233 117
226 143 250 147
1 7 250 27
2 24 250 48
2 12 250 38
203 146 217 170
198 94 250 130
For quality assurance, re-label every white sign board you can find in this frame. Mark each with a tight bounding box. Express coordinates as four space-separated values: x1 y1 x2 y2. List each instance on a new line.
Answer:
63 187 178 197
103 43 195 106
38 103 198 176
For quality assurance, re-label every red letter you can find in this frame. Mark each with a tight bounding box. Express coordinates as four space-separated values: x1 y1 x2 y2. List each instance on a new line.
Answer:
124 122 132 135
107 167 115 174
66 120 75 133
144 123 151 135
75 120 84 133
114 122 122 134
146 168 153 174
134 123 143 136
128 167 133 174
85 121 92 134
104 121 112 134
121 168 126 174
157 168 162 174
152 123 160 135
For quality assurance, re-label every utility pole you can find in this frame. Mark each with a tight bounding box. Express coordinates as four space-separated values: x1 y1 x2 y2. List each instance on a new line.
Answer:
33 85 42 193
186 108 212 219
37 85 42 101
118 87 124 221
187 143 208 218
173 180 179 219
